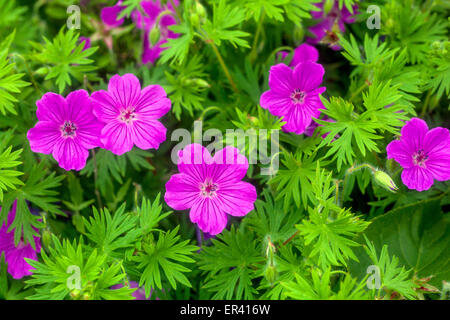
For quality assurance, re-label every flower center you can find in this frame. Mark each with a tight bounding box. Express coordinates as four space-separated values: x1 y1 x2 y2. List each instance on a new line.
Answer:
119 108 137 124
413 149 428 168
290 89 306 104
60 121 77 138
200 180 219 198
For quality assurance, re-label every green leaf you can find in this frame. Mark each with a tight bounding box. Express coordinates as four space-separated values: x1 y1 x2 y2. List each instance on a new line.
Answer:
133 226 197 297
349 198 449 288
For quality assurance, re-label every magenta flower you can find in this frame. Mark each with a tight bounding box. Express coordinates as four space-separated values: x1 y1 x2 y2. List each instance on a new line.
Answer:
260 62 326 134
101 1 126 28
79 36 91 51
136 0 179 64
27 90 103 171
386 118 450 191
279 43 319 67
0 201 41 279
164 144 257 235
91 73 171 155
307 1 357 50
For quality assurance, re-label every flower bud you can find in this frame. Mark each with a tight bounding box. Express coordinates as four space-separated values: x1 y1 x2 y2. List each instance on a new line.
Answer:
373 170 398 192
42 229 52 248
293 25 304 44
264 264 278 286
195 2 207 20
149 27 160 46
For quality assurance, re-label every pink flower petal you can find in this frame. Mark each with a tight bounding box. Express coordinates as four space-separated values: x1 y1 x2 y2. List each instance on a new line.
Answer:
292 61 325 92
216 181 257 216
400 118 429 153
53 138 90 171
36 92 67 123
131 119 167 150
164 173 200 210
268 64 294 94
101 121 134 155
401 166 434 191
386 140 414 168
190 198 228 235
135 85 171 119
27 121 61 154
107 74 141 109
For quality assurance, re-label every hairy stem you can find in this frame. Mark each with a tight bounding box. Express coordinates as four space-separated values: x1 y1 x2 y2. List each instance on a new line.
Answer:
207 40 239 93
91 149 103 208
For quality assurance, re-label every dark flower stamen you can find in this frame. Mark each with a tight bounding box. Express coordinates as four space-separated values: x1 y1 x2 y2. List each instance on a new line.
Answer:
119 108 137 124
413 149 428 168
200 180 219 198
61 121 77 138
290 89 306 104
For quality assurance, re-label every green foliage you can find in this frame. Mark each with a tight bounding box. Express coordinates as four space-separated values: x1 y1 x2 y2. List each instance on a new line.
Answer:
282 268 369 300
0 131 23 202
198 226 264 299
0 31 30 115
26 235 134 300
165 54 208 119
83 204 141 260
297 166 370 268
30 28 98 93
270 151 317 209
349 198 450 289
132 226 197 296
362 237 417 299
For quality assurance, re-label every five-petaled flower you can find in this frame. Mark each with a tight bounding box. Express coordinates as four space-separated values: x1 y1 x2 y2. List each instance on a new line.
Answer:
386 118 450 191
27 90 103 171
307 1 357 50
91 73 171 155
260 62 326 135
164 144 257 235
0 201 41 279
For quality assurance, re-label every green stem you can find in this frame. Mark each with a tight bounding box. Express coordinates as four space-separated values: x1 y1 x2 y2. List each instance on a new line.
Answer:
91 149 103 209
207 40 239 93
420 90 432 118
349 82 368 102
250 11 266 62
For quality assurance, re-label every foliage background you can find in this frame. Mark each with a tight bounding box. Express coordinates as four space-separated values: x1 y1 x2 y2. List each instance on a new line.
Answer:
0 0 449 300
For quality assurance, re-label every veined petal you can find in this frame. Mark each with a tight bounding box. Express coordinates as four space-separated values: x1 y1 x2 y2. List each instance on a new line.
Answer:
27 121 61 154
260 90 292 115
292 61 325 92
177 144 213 182
190 198 228 235
211 146 249 183
53 138 89 171
216 181 257 216
400 118 428 153
101 121 134 155
401 166 434 192
131 119 167 150
135 85 171 119
164 173 200 210
36 92 67 123
107 74 141 109
268 64 294 94
386 140 413 168
92 90 121 122
65 89 91 122
423 127 450 155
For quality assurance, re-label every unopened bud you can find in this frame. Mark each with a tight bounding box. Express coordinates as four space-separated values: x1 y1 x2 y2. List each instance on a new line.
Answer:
42 229 52 248
264 265 277 286
374 170 398 192
195 2 207 20
293 25 304 44
70 289 80 299
149 27 160 46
